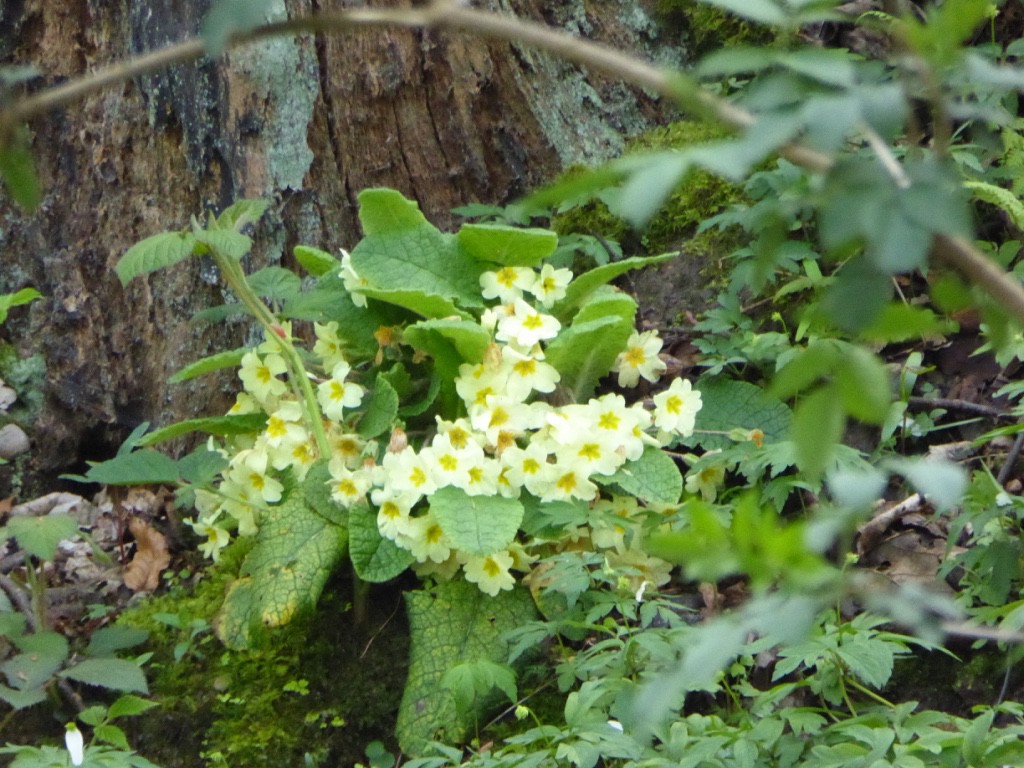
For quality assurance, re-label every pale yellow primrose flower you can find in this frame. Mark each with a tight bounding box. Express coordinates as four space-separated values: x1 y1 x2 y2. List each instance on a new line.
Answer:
528 263 573 308
480 266 536 304
686 461 726 502
653 377 702 437
238 350 288 404
501 345 560 400
372 487 417 540
313 321 347 370
495 299 561 347
228 447 283 504
317 360 365 421
380 446 437 501
462 550 516 596
188 517 232 561
340 249 369 307
327 458 372 507
612 330 667 388
399 511 452 564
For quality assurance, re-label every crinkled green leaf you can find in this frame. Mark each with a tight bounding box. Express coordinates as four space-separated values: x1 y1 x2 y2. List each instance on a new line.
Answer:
457 223 558 267
137 413 266 447
349 507 414 582
4 514 79 561
61 658 148 694
293 245 340 277
116 232 198 286
217 492 348 649
358 376 400 439
357 288 466 320
545 316 632 400
303 461 346 526
168 347 248 383
601 446 682 505
351 189 484 310
216 199 269 231
404 319 491 365
430 487 523 557
693 377 792 451
553 254 674 319
397 581 537 753
571 288 637 327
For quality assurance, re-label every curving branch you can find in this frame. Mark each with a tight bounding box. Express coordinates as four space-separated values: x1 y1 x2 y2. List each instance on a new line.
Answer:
1 2 1023 325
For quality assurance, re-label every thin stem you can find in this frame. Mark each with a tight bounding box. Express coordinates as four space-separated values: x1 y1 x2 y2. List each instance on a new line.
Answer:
209 247 331 459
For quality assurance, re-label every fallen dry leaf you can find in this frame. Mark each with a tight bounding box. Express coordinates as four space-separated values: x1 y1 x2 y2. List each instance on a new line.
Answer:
123 517 170 592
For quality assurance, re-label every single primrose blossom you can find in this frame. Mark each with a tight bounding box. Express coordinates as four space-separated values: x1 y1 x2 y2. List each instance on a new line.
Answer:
495 299 561 347
612 330 667 388
317 360 365 421
528 263 572 307
653 377 702 437
462 550 516 596
480 266 536 303
238 350 288 404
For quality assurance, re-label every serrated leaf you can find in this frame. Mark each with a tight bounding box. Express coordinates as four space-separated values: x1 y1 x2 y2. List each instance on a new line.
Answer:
351 189 484 310
247 267 302 303
553 254 674 319
430 487 523 556
294 245 339 276
0 127 40 210
107 693 159 719
2 650 64 691
457 223 558 267
545 316 632 400
691 377 792 451
169 347 248 383
217 492 348 649
94 723 131 751
885 458 966 513
600 446 682 504
116 232 198 286
5 514 79 560
15 632 68 660
397 581 537 753
85 627 150 657
217 199 269 231
404 319 491 365
194 229 253 260
137 414 267 447
0 683 46 709
79 449 180 486
358 377 399 439
349 507 414 582
792 385 845 481
61 658 148 694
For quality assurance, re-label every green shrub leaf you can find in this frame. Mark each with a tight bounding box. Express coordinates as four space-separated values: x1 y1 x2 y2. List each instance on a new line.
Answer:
294 245 339 277
137 414 267 447
61 658 148 694
358 377 400 439
553 254 674 319
692 377 792 451
456 223 558 267
4 514 79 561
545 316 632 400
601 445 683 504
430 487 523 556
169 347 248 383
116 232 198 286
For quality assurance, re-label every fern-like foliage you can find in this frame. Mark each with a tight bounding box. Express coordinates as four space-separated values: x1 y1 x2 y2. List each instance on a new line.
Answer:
965 180 1024 230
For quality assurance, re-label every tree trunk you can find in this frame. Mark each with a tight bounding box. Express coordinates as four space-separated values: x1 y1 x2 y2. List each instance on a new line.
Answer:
0 0 680 494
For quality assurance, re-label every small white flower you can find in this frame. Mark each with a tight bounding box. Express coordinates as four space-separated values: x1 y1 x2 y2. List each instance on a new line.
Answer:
65 722 84 766
480 266 536 304
652 378 702 437
612 330 667 388
528 264 573 307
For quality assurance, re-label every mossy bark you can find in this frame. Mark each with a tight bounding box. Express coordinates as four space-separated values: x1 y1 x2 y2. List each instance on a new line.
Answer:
0 0 683 493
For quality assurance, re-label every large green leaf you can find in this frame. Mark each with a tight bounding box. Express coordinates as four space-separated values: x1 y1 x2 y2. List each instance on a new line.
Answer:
194 229 253 260
430 487 523 556
601 446 682 505
75 449 181 486
168 347 248 384
356 288 466 320
404 319 491 365
351 189 485 310
553 254 675 319
137 414 267 447
545 316 632 400
247 267 302 303
61 658 148 694
358 376 400 439
397 581 537 753
293 245 339 277
690 377 792 451
116 232 198 286
349 507 414 582
571 288 637 327
217 492 348 649
456 223 558 267
4 514 79 561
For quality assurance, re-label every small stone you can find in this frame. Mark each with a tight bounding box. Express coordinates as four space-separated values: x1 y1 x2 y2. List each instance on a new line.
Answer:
0 424 30 459
0 386 15 411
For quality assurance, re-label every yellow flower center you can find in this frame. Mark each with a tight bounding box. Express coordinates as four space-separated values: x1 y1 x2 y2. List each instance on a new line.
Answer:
598 412 620 430
665 395 682 415
578 444 601 461
522 458 540 475
439 454 458 471
448 426 470 449
483 557 501 577
523 314 544 330
513 359 537 377
497 267 518 287
624 347 645 367
410 467 428 487
556 472 577 493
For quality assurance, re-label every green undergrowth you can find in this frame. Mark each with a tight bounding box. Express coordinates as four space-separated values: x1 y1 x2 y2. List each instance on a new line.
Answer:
553 119 746 260
117 542 409 767
654 0 776 56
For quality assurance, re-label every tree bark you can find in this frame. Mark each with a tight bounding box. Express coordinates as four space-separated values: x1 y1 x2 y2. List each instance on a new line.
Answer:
0 0 680 493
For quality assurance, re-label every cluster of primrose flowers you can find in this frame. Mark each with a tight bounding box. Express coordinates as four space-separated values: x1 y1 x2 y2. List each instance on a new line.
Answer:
188 256 703 597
